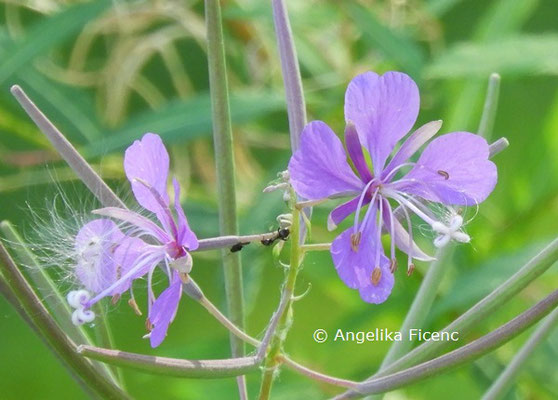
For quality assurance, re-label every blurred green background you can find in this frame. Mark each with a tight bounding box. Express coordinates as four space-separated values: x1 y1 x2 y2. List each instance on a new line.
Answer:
1 0 558 399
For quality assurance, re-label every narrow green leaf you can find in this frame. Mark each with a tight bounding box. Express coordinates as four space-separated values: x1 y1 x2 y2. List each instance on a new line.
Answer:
426 35 558 79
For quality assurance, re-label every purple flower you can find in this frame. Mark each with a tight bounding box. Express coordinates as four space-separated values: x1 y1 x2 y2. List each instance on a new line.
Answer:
288 71 497 304
67 133 198 347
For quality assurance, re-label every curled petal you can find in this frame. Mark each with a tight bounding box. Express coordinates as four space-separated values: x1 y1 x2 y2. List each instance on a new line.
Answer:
397 132 497 206
345 71 420 174
288 121 363 200
148 272 183 348
172 178 198 250
124 133 170 213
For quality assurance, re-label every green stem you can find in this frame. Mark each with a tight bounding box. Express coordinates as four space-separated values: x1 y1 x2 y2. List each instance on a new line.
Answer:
204 0 246 397
301 243 332 252
0 242 128 399
477 73 501 140
481 306 558 400
258 204 303 399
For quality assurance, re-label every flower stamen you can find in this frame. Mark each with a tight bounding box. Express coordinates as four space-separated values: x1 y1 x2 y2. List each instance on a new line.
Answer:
128 298 143 316
371 267 382 286
437 170 450 180
350 232 362 252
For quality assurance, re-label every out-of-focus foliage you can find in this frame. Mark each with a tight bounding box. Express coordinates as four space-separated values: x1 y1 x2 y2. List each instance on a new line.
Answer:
0 0 557 399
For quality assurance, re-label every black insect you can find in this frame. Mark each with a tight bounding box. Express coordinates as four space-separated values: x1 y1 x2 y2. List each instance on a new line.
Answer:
261 227 290 246
230 242 250 253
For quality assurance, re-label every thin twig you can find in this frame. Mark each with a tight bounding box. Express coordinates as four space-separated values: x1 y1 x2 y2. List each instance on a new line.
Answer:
10 85 125 209
279 356 360 389
78 345 260 378
195 231 279 251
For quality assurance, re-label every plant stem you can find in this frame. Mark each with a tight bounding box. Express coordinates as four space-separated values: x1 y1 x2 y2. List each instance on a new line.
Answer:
271 0 307 151
195 231 281 251
278 355 359 389
79 345 260 378
190 277 364 390
258 204 303 399
204 0 246 397
336 290 558 398
481 306 558 400
10 85 125 209
477 73 501 140
301 243 332 252
0 242 128 399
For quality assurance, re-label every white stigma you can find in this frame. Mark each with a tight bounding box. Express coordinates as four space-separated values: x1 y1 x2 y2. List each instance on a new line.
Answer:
432 214 470 248
67 289 95 326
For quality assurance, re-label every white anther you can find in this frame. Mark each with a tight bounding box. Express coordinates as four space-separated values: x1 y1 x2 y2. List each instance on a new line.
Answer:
169 252 193 274
283 192 291 202
279 170 290 180
452 231 471 243
67 289 90 309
